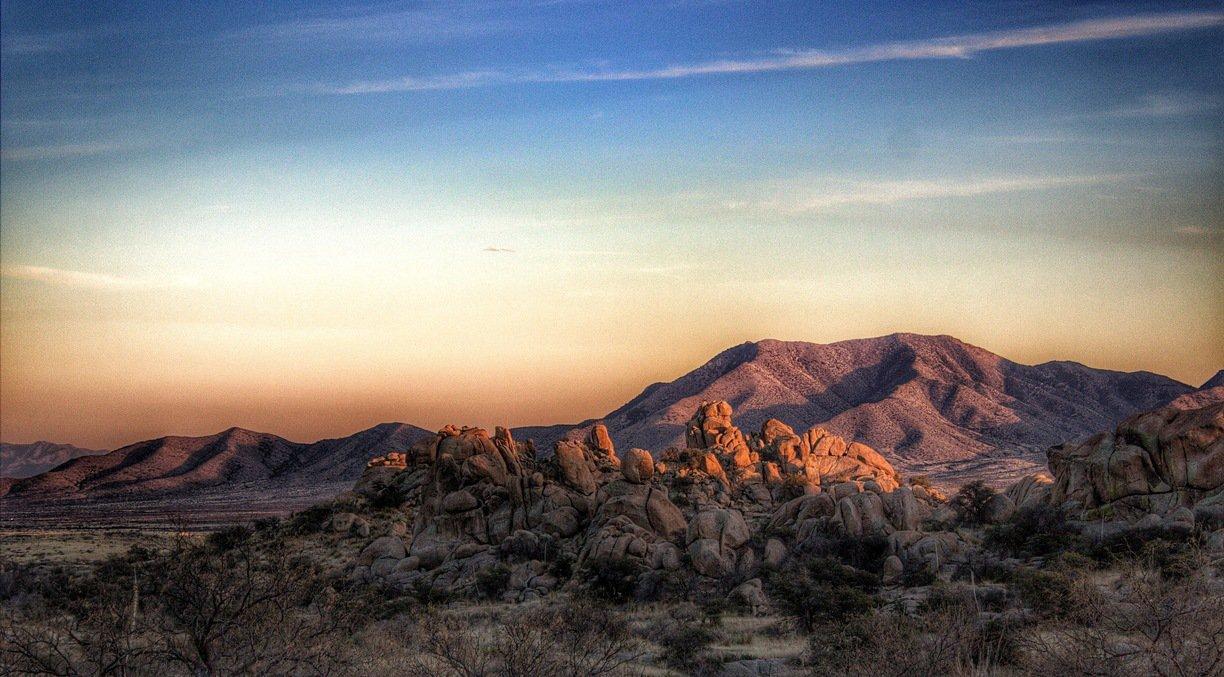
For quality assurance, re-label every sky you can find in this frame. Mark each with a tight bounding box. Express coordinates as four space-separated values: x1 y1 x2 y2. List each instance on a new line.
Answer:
1 0 1221 449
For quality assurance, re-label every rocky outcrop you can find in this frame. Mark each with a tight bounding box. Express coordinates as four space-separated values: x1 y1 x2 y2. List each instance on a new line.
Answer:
344 401 965 601
1046 402 1223 520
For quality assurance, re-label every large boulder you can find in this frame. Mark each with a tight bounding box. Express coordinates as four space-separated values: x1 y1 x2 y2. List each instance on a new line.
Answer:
1048 402 1223 518
553 440 598 495
622 448 654 484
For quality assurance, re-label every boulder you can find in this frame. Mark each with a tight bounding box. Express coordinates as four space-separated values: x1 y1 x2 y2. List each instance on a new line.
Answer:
623 448 654 484
358 536 407 566
688 539 733 578
729 578 769 615
984 493 1016 524
686 509 750 549
554 440 597 494
1048 402 1223 518
442 490 478 513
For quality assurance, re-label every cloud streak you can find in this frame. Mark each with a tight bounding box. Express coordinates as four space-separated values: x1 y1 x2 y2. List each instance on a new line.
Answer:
323 10 1224 94
698 174 1132 216
1 265 200 290
0 141 139 162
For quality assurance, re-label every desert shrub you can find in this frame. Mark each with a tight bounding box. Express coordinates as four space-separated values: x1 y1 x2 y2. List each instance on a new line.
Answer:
951 480 997 526
699 597 729 625
1080 524 1199 574
806 606 1018 675
1010 568 1085 620
288 504 332 534
831 534 889 571
900 567 938 587
371 484 407 510
657 608 717 671
984 504 1078 557
0 538 364 676
580 556 643 604
475 563 511 600
253 516 280 532
206 524 252 551
546 549 575 580
410 599 642 677
1020 554 1224 675
766 556 878 632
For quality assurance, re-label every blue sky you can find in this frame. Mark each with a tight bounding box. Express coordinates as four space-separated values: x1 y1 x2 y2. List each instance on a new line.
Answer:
1 1 1221 446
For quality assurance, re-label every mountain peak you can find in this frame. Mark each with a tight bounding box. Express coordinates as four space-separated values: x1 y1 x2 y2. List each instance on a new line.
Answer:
523 335 1196 486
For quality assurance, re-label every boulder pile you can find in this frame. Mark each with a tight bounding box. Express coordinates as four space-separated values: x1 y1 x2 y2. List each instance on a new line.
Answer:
345 401 961 603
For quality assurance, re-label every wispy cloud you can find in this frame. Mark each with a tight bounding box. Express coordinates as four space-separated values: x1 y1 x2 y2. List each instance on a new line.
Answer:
483 246 516 253
321 10 1224 95
1107 93 1222 118
1174 226 1218 236
706 174 1129 215
0 141 139 162
783 175 1123 212
218 5 518 47
1 265 200 290
1 26 116 55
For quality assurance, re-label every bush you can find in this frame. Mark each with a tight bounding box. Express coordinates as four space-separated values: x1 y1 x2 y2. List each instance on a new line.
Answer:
656 610 717 671
580 557 643 604
1080 524 1198 572
806 607 1019 674
252 516 280 532
1019 554 1223 675
766 556 878 632
371 484 407 510
206 525 252 551
951 480 997 526
288 504 332 534
984 504 1078 557
411 599 643 676
475 563 511 600
1010 568 1085 620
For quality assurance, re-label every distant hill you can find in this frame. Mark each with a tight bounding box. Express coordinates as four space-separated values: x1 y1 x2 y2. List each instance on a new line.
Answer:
513 334 1198 483
1 422 431 501
0 441 107 479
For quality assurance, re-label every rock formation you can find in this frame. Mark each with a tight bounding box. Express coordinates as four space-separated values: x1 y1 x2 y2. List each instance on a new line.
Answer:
1045 401 1223 520
345 401 964 603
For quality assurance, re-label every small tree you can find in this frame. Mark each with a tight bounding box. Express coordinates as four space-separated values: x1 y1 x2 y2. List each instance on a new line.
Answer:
951 480 996 526
767 556 878 632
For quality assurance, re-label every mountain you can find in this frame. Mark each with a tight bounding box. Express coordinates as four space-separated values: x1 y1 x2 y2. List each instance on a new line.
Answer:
513 334 1197 482
0 441 107 479
1167 370 1224 410
4 334 1209 519
1 423 432 502
1202 370 1224 390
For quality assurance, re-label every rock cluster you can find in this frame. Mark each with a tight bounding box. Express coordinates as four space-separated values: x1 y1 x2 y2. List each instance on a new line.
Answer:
1042 402 1222 521
345 401 961 603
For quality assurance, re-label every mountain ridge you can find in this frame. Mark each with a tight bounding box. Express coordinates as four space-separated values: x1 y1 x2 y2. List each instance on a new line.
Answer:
508 334 1199 484
3 333 1213 513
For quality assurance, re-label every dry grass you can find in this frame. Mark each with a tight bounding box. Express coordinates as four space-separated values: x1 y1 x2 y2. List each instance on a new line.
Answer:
0 528 175 572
